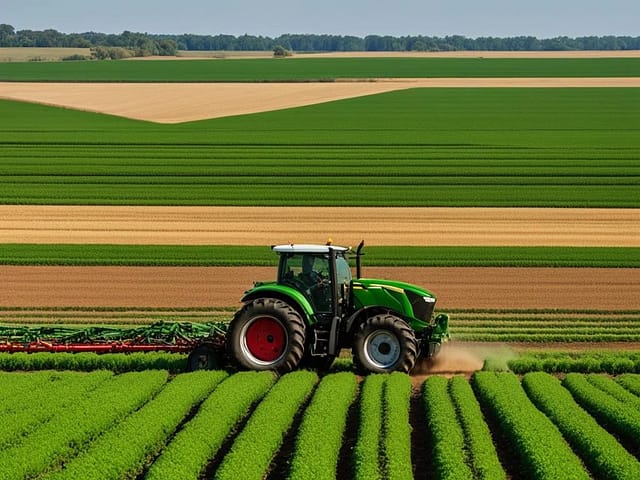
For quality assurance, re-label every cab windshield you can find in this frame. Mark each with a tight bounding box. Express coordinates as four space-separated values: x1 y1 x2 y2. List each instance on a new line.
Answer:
278 251 352 314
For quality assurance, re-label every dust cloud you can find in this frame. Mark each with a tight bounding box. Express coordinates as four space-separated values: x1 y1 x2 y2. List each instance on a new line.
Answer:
412 342 516 376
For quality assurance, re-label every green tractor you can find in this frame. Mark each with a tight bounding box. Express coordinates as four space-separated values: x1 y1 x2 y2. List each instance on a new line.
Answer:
226 242 449 374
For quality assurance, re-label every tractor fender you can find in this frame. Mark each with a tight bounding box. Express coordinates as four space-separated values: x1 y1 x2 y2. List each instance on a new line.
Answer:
241 284 316 325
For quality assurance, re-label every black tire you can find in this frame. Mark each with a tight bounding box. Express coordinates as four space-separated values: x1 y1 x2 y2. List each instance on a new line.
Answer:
352 313 418 374
227 297 306 374
187 344 220 371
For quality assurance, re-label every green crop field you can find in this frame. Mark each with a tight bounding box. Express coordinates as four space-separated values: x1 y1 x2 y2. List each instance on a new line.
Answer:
1 87 638 207
451 309 640 343
1 244 638 267
0 370 639 479
0 57 639 81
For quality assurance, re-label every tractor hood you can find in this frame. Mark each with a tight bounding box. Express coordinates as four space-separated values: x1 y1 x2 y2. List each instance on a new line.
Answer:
351 278 437 330
355 278 436 299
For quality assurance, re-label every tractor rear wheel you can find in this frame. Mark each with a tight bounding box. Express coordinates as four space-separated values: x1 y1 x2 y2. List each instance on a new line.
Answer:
352 313 418 374
227 297 306 374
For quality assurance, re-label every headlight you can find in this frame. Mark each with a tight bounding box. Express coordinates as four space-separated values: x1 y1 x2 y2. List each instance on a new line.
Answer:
406 290 436 321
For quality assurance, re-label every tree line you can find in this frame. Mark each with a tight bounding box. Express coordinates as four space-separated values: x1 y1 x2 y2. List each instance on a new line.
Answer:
1 24 639 53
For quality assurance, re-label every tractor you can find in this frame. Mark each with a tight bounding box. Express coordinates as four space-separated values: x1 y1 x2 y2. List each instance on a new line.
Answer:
226 241 449 374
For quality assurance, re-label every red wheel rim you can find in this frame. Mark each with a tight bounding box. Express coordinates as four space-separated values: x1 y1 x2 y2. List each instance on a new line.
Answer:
244 316 286 362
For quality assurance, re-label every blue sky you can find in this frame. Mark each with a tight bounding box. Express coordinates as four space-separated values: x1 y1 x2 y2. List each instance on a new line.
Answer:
2 0 638 38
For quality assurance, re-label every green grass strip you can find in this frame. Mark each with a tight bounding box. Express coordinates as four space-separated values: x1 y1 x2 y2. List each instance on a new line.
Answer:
449 377 505 480
1 244 638 267
353 374 385 480
1 57 639 82
288 372 358 480
523 372 640 480
214 370 318 480
423 376 473 480
382 372 413 480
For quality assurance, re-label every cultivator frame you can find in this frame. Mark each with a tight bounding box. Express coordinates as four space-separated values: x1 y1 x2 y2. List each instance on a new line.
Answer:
0 321 228 355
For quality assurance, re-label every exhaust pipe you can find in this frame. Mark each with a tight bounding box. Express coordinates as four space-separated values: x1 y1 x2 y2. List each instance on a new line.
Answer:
355 240 365 279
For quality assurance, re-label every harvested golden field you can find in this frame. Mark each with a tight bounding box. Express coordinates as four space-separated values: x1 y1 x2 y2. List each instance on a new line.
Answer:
1 206 638 246
0 47 91 62
2 78 640 122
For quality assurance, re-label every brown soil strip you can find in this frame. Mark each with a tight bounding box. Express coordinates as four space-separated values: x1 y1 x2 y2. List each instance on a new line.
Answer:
336 394 360 480
1 206 637 247
2 78 639 123
410 387 432 480
0 266 638 311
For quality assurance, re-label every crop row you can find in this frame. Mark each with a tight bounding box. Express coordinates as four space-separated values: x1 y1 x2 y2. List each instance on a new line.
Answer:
288 372 358 480
349 373 414 480
502 351 640 374
2 244 638 268
47 370 228 480
522 372 640 480
426 375 509 480
473 371 590 479
0 351 188 372
2 57 640 81
453 310 640 344
457 332 640 342
214 370 318 480
3 370 640 479
0 370 169 479
563 373 640 452
0 370 111 450
4 180 636 207
0 349 639 377
424 375 507 480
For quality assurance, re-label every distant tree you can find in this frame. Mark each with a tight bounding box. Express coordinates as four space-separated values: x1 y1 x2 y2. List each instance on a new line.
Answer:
0 24 15 45
273 45 291 57
1 24 640 53
90 46 133 60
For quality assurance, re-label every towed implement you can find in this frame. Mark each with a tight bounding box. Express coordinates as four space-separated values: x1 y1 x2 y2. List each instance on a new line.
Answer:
0 242 449 374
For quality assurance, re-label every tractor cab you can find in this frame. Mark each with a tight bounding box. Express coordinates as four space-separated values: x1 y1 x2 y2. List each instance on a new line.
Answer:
275 244 351 323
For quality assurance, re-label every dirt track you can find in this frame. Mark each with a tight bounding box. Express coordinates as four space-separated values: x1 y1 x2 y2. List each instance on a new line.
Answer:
2 77 639 123
1 206 638 247
1 266 637 310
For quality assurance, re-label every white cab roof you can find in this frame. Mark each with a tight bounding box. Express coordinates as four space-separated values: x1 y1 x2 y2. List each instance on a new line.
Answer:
272 244 350 254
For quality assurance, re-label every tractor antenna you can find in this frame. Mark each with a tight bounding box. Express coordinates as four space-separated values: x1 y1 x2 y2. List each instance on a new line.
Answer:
356 240 365 279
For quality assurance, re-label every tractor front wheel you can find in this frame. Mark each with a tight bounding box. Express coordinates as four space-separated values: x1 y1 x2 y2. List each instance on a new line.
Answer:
227 298 306 374
352 314 418 374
